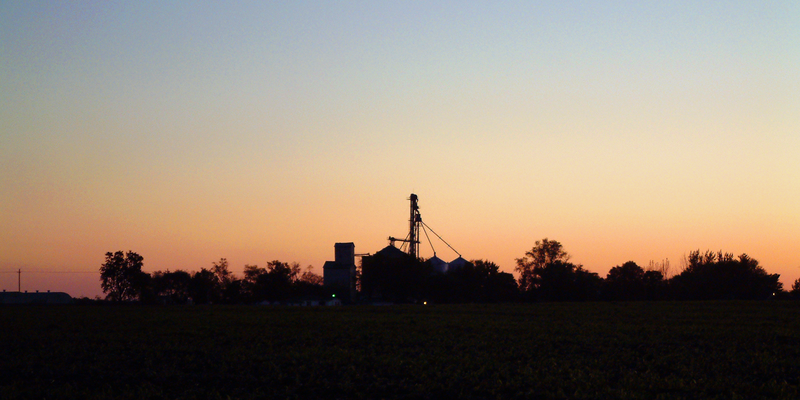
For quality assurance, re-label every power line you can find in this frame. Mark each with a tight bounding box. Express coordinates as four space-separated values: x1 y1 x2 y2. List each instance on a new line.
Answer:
0 270 98 274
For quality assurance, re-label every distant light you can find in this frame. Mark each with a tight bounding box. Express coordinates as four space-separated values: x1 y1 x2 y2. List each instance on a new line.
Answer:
332 294 336 298
423 301 427 305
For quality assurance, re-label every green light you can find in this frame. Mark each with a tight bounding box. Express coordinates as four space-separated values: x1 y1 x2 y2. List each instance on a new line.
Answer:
332 294 336 298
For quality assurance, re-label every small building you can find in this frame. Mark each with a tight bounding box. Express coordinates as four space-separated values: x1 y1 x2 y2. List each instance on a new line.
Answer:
0 291 73 305
323 242 356 302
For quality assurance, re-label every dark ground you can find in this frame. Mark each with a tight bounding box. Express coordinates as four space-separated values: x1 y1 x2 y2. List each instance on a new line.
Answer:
2 301 799 399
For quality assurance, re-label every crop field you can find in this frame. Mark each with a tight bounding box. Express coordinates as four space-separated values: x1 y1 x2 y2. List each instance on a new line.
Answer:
3 302 800 399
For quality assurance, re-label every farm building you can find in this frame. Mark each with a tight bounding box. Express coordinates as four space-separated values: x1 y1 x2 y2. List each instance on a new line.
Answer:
322 194 472 303
322 242 357 302
0 291 73 305
359 194 471 303
360 244 423 303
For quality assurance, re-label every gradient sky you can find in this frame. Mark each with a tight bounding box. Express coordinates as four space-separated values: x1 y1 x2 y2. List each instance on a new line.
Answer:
2 1 798 298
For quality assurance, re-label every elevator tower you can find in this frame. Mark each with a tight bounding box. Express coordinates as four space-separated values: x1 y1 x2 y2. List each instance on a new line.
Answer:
388 193 423 259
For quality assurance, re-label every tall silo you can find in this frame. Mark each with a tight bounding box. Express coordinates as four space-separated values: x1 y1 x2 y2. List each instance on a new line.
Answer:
323 242 356 302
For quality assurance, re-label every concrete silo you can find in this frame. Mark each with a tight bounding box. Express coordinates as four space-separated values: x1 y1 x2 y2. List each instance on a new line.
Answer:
323 242 356 302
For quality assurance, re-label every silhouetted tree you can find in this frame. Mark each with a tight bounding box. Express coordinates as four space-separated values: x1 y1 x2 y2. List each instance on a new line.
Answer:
436 259 519 303
299 266 323 286
189 268 221 304
240 262 325 303
603 261 667 301
265 260 299 301
670 250 781 300
212 258 233 288
648 259 672 280
532 260 602 301
472 259 519 302
197 258 245 303
151 269 192 304
488 272 520 302
573 265 604 301
242 264 266 301
243 261 303 302
516 238 570 294
222 278 244 304
642 269 667 300
791 278 800 300
293 271 327 300
605 261 646 301
100 251 149 302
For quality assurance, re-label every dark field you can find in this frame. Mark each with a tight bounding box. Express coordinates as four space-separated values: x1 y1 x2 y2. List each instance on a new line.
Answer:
3 302 800 399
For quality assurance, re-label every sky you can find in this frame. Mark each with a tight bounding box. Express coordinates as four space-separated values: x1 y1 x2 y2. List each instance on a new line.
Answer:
1 1 798 298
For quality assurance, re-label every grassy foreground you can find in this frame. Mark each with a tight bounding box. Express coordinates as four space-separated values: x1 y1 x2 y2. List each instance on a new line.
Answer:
2 302 800 399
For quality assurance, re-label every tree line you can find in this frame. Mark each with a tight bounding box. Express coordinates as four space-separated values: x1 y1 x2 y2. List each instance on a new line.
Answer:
514 238 786 302
99 238 799 304
100 251 326 304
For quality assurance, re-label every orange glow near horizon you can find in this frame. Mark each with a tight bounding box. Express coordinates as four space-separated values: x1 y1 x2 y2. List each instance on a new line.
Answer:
2 190 799 298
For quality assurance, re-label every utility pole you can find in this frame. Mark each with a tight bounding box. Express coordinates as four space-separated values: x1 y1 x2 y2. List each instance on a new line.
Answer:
18 269 21 292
